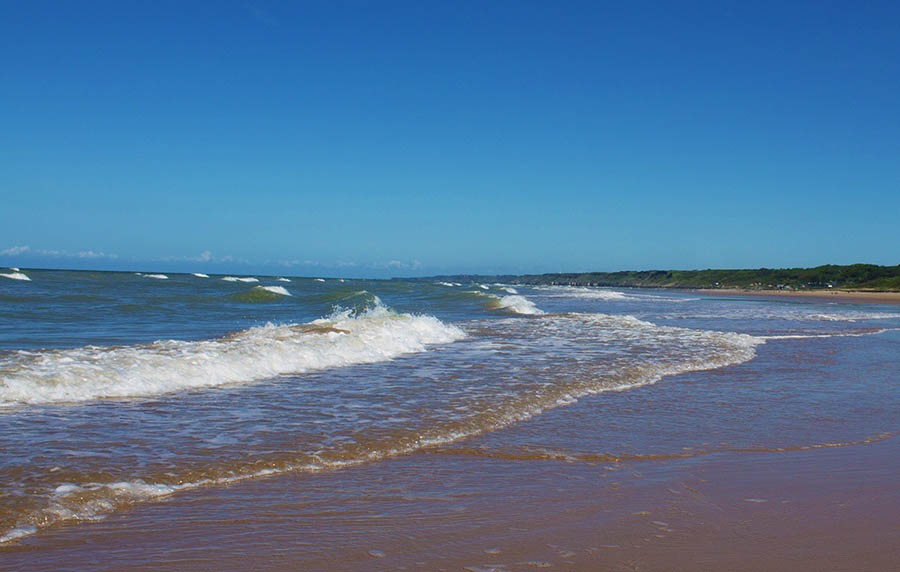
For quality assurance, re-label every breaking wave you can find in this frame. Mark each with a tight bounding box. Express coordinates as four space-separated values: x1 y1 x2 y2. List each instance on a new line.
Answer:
256 285 291 296
493 295 544 315
533 285 630 300
0 302 465 406
0 272 30 281
0 311 763 543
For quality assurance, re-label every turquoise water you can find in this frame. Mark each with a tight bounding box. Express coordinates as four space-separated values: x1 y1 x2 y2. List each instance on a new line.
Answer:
1 268 898 545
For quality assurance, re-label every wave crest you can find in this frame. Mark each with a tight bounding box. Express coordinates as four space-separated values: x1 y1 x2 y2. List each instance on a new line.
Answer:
0 302 465 406
0 272 30 281
494 295 545 315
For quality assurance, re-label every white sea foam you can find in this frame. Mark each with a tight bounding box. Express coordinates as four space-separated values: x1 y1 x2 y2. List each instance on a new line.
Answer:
314 278 326 282
9 267 19 271
141 274 169 280
496 295 545 315
192 273 209 278
0 525 36 543
667 308 900 322
534 285 629 300
0 310 766 544
276 277 291 282
0 302 465 406
222 276 259 283
0 272 30 281
761 329 892 340
256 285 291 296
477 284 489 290
808 312 900 322
436 281 458 287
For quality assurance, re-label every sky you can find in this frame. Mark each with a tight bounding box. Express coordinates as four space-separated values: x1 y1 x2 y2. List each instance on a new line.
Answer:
1 1 898 277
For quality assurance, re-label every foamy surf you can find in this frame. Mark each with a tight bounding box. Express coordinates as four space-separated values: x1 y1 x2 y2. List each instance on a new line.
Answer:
534 285 630 300
666 308 900 322
761 328 893 340
0 302 465 406
222 276 258 283
0 311 764 544
277 277 291 282
140 274 169 280
192 273 209 278
0 271 30 281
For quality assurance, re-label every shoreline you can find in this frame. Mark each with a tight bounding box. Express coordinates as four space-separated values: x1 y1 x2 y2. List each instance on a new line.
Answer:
6 361 897 571
691 288 900 304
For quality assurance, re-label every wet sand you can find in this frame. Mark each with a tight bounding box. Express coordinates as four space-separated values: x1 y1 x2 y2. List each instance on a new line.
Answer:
5 436 895 572
695 288 900 304
4 331 898 571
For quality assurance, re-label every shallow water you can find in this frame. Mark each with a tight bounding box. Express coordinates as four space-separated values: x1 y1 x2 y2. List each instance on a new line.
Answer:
1 269 898 557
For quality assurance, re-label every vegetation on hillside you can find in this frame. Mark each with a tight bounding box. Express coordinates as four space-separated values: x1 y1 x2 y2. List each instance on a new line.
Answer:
423 264 900 291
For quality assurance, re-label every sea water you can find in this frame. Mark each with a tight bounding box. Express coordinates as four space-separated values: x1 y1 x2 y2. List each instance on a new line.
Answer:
1 269 898 547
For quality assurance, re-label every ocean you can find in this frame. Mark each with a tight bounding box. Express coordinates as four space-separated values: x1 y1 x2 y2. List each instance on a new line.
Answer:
1 269 898 570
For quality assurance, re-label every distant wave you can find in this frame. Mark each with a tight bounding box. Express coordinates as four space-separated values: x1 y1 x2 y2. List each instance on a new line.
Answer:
493 294 544 315
222 276 258 283
191 273 209 278
761 328 894 340
276 277 291 282
0 272 30 281
0 302 465 406
256 285 291 296
665 308 900 322
458 289 546 315
314 278 326 282
140 274 168 280
228 285 295 303
533 285 629 300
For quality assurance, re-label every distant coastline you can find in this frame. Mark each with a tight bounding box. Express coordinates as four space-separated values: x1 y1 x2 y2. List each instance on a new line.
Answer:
419 263 900 294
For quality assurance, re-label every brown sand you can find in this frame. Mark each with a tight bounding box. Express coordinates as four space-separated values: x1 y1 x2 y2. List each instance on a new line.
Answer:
2 436 896 571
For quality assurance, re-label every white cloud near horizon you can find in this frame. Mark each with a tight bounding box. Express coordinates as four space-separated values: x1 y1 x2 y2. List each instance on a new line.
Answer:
383 259 423 270
0 245 30 256
157 250 244 264
2 245 428 275
1 245 118 259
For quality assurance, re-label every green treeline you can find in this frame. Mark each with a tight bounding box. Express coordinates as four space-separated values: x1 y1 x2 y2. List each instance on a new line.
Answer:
426 264 900 291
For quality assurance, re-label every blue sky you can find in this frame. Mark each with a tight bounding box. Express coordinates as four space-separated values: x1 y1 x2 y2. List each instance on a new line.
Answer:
2 1 898 277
